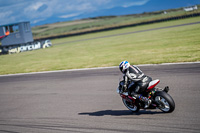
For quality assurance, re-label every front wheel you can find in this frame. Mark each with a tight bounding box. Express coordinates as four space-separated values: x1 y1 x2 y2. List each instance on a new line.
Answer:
122 98 140 112
154 91 175 113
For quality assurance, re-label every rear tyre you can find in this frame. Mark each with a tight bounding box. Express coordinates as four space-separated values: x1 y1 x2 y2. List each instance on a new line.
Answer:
122 98 140 112
154 91 175 113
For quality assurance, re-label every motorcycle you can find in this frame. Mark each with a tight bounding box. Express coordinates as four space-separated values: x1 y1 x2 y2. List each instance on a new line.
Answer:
117 77 175 113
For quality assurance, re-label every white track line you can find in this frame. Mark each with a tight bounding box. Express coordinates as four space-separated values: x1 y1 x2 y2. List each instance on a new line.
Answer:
0 62 200 77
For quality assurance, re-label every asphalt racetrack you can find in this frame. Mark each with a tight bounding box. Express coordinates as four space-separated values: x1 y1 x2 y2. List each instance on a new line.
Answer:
0 63 200 133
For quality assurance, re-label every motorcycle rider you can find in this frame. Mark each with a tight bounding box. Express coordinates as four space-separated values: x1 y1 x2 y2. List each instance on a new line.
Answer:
119 61 152 108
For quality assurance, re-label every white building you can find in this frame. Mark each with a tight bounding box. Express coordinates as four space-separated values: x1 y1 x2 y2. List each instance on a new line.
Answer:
184 5 198 12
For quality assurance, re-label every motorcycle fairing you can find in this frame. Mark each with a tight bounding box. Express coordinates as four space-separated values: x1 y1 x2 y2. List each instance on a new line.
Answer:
147 79 160 90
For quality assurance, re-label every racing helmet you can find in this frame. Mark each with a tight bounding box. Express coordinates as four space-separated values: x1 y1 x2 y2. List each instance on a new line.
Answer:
119 61 130 73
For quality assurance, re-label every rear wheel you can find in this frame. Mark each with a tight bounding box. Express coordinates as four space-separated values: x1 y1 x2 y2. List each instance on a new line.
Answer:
122 98 140 112
154 91 175 113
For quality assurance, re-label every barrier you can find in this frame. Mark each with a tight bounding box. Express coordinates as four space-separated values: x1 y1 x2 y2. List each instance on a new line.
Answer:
0 40 52 55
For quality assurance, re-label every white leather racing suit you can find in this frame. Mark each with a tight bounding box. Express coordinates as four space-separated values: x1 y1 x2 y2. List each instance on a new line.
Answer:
123 65 152 98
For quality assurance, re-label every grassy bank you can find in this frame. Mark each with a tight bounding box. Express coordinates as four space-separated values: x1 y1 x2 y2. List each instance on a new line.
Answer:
0 17 200 75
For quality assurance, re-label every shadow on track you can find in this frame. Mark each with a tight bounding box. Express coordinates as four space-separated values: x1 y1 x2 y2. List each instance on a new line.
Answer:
79 110 163 116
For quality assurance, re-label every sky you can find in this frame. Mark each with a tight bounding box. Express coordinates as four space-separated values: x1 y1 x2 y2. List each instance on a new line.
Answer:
0 0 200 26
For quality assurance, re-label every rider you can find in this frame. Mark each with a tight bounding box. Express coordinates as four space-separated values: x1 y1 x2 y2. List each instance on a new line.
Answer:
119 61 152 108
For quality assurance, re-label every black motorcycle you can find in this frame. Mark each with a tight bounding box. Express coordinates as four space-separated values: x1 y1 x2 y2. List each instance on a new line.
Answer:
117 78 175 113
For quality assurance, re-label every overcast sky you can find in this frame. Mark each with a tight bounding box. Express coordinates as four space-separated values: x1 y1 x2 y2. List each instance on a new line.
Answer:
0 0 200 26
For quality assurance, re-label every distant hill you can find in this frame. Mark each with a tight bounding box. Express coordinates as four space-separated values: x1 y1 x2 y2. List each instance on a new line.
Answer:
32 4 200 40
31 0 199 26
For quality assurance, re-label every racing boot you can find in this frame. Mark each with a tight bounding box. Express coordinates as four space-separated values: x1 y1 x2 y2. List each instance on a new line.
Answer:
140 96 152 109
131 92 152 108
131 92 140 99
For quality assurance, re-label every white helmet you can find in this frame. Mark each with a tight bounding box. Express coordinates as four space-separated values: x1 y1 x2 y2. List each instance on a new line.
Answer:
119 61 130 73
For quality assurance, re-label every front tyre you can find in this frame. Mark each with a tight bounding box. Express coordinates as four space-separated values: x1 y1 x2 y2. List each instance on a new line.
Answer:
155 91 175 113
122 98 140 112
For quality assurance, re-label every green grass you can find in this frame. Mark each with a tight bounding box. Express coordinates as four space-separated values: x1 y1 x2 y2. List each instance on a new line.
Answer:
0 17 200 75
52 17 200 44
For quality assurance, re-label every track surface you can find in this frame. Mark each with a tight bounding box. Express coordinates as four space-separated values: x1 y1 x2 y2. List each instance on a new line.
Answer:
0 63 200 133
